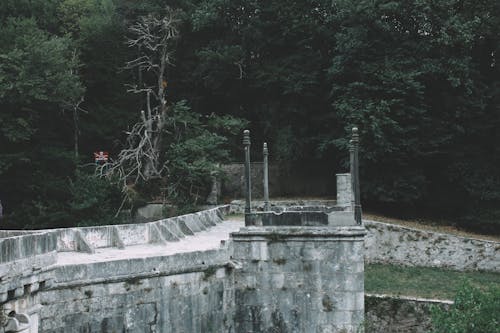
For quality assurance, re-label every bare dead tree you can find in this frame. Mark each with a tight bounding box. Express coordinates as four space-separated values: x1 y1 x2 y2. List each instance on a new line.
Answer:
98 10 180 215
63 49 87 159
72 96 86 158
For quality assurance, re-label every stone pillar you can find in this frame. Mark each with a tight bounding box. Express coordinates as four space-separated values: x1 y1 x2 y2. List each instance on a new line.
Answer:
243 130 252 216
350 127 362 225
206 170 221 205
263 142 270 211
336 173 353 208
232 226 366 333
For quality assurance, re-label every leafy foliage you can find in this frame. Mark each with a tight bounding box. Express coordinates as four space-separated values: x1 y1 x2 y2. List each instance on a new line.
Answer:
69 169 123 226
163 100 246 205
324 0 500 230
430 282 500 333
0 0 499 231
0 15 83 228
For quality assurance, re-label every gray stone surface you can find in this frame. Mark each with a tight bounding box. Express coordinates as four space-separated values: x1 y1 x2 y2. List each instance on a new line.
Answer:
0 232 56 264
40 258 236 333
0 232 57 333
365 220 500 272
222 163 281 200
136 203 165 219
230 199 338 214
365 294 452 333
245 210 356 227
232 226 366 333
206 172 221 205
336 173 352 208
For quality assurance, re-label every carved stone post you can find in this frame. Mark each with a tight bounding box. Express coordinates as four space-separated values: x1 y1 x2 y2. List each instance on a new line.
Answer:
350 127 362 225
243 130 252 215
349 139 355 212
263 142 270 211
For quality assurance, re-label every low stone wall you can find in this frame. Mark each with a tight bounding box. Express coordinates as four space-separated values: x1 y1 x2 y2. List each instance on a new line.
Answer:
222 163 279 199
365 220 500 272
49 206 229 253
0 231 56 264
365 294 452 333
229 199 337 214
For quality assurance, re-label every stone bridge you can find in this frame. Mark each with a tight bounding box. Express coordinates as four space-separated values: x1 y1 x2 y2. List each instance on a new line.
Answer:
0 204 367 333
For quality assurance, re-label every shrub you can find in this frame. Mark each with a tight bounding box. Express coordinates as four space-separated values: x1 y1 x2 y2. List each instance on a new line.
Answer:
429 282 500 333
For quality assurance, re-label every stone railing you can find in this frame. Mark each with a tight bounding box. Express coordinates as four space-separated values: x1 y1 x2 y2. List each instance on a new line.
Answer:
41 205 228 254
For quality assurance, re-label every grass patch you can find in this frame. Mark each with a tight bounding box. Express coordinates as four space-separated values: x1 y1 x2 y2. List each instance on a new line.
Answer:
365 263 500 300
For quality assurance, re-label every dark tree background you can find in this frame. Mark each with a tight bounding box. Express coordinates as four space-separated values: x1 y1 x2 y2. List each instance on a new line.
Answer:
0 0 499 233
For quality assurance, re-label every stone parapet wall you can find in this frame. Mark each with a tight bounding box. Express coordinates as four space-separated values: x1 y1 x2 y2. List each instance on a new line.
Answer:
229 199 337 214
365 294 452 333
364 220 500 272
50 206 229 253
0 232 58 333
0 232 57 264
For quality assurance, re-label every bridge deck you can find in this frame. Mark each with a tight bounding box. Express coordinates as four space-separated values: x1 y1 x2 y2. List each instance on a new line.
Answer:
56 219 244 266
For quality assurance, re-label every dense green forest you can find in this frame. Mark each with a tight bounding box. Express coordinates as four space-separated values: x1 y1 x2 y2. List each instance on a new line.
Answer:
0 0 499 233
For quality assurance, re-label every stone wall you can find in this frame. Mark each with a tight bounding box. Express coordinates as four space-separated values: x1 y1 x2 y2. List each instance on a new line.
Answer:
0 232 57 333
39 250 234 333
364 220 500 272
232 226 366 333
365 294 451 333
229 199 337 214
221 163 336 199
222 163 276 200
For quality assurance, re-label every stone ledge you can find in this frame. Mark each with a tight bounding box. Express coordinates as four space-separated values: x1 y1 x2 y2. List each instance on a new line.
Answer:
366 293 453 304
232 226 366 240
53 248 231 287
229 199 337 214
365 294 453 333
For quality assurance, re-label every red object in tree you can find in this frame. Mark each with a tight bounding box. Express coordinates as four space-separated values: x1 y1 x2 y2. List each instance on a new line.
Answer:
94 151 109 163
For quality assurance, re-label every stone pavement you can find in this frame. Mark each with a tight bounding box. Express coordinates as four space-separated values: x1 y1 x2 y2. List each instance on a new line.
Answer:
56 219 244 265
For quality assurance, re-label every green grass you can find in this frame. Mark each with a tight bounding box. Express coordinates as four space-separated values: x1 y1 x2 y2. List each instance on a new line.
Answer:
365 263 500 300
